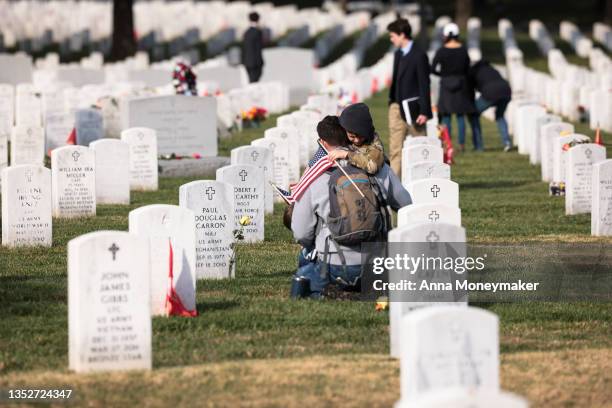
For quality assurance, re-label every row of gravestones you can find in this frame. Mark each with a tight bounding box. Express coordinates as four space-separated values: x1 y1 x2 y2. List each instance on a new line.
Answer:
1 129 158 247
499 16 611 133
0 82 220 158
510 101 611 236
0 1 325 57
1 88 339 249
387 133 528 406
67 169 267 372
399 134 460 229
1 108 111 168
65 92 341 372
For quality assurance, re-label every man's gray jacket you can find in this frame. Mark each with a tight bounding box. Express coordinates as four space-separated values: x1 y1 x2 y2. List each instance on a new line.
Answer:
291 163 412 265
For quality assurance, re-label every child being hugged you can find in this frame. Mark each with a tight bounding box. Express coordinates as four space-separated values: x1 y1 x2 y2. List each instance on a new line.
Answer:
326 103 386 175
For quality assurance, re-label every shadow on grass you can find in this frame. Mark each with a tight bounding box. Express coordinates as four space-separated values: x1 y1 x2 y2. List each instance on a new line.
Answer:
197 299 241 312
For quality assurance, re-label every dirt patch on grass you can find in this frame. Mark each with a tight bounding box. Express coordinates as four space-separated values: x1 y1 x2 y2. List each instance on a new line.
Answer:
1 350 609 407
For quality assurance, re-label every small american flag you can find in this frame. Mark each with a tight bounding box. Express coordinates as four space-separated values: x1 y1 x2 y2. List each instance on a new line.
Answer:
308 146 328 167
280 146 333 204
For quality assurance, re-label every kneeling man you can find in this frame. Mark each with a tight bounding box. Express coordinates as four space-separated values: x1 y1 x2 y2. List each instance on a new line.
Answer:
291 116 412 298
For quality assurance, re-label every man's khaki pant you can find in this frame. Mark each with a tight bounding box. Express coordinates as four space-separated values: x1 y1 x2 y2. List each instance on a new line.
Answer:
388 103 427 178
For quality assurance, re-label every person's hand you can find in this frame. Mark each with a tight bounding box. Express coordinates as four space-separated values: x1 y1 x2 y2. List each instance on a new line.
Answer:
327 149 349 161
416 114 428 125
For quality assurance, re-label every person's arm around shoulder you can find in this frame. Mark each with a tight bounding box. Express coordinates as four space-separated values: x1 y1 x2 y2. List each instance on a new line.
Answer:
380 165 412 211
291 185 318 249
347 137 385 175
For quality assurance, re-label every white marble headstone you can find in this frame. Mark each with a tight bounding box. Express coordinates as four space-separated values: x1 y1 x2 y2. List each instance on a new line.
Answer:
552 134 591 184
251 137 291 193
406 178 459 207
397 203 461 228
216 164 265 243
179 180 235 279
45 111 73 153
402 145 444 184
230 145 274 214
121 127 159 191
264 127 301 183
403 136 442 148
129 204 197 316
68 231 151 372
592 160 612 236
397 306 499 405
125 95 217 157
10 125 44 165
98 96 122 139
0 84 15 130
529 114 560 165
51 146 96 218
15 89 42 126
404 161 450 185
0 128 7 186
540 122 574 182
1 164 52 247
90 139 130 205
515 104 544 155
565 144 606 215
387 222 467 358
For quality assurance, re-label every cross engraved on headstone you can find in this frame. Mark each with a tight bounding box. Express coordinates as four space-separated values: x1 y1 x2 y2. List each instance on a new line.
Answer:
239 169 248 181
431 185 440 198
421 149 430 160
72 151 80 162
428 210 440 222
585 148 592 159
426 231 440 242
251 150 259 161
25 169 33 183
108 243 120 261
205 187 215 200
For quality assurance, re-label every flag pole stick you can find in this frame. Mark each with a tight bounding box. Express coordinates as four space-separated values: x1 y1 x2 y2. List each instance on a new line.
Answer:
320 144 366 198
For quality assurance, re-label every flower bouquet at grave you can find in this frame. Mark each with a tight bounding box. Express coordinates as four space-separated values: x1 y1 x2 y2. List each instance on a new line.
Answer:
228 216 251 273
548 138 586 196
159 153 202 160
241 107 268 128
438 124 454 164
173 62 198 96
561 138 591 151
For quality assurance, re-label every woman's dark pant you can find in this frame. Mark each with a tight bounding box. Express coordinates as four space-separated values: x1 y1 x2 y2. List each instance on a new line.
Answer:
440 114 484 150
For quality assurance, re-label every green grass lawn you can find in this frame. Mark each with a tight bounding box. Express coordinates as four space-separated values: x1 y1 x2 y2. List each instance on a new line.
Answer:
1 32 611 407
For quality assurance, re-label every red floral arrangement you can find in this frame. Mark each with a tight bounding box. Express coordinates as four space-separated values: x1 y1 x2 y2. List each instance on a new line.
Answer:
241 106 268 128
